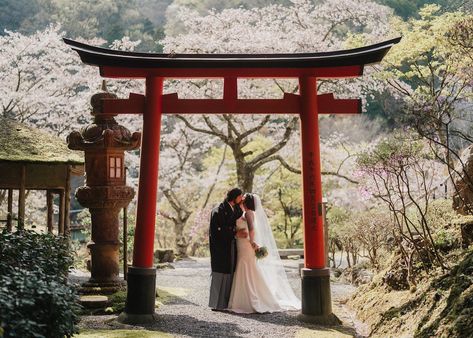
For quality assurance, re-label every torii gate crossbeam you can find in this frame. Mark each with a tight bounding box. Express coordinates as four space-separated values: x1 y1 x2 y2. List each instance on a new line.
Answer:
65 37 400 325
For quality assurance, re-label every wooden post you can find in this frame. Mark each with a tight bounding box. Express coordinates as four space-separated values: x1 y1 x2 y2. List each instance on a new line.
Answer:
299 77 325 269
132 76 163 268
47 190 54 233
123 206 128 280
120 76 163 323
7 189 13 231
64 165 71 237
58 190 65 236
298 76 336 324
18 164 26 229
123 166 128 281
322 200 329 267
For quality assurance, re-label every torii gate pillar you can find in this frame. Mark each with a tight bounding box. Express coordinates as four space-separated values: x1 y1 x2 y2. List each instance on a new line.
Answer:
118 77 163 323
298 77 339 324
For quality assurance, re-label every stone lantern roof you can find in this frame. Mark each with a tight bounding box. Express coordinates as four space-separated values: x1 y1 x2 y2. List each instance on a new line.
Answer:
67 91 141 151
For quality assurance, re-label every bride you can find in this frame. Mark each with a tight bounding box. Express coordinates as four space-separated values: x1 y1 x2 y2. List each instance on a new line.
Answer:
227 193 301 313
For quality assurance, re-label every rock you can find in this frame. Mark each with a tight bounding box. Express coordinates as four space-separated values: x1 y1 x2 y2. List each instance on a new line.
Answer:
79 295 109 309
156 262 175 269
346 267 374 286
154 249 175 263
332 268 342 278
409 235 433 267
460 220 473 248
354 269 374 285
339 266 373 285
383 267 409 290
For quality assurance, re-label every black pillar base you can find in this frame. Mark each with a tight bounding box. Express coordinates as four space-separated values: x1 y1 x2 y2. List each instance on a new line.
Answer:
117 266 158 324
298 267 341 325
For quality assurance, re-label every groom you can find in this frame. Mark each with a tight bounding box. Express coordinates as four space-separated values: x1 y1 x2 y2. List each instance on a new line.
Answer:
208 188 246 310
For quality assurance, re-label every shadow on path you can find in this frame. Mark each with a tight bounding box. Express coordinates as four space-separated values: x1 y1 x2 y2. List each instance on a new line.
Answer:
228 310 357 336
130 313 251 338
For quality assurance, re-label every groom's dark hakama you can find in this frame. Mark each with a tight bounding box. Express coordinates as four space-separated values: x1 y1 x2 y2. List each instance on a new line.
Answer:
209 201 243 309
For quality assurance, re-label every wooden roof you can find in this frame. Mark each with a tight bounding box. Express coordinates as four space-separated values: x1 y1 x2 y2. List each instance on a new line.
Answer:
0 117 84 165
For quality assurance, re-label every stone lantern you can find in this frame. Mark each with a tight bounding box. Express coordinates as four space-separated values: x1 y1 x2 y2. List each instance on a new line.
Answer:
67 91 141 290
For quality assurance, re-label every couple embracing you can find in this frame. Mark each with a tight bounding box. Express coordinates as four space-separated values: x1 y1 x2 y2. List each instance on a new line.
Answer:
209 188 301 313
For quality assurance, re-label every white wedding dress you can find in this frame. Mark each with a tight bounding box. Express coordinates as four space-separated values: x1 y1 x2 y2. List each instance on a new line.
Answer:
227 212 282 313
227 195 301 313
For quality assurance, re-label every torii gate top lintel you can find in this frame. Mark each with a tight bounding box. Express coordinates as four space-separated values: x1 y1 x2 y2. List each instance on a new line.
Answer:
64 37 400 116
63 37 401 79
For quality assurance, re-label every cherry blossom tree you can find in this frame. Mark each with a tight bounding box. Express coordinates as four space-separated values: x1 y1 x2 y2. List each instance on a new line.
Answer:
379 6 473 214
157 116 230 256
357 131 447 283
0 25 145 137
0 25 100 135
161 0 395 193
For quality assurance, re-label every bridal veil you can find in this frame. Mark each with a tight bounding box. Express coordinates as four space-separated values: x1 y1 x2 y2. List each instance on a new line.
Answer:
252 194 301 310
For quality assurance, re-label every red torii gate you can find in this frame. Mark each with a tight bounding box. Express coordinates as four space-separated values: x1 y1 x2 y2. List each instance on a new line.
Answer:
65 37 400 324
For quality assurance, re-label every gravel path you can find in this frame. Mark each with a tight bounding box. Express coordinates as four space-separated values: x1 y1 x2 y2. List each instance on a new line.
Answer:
78 257 367 337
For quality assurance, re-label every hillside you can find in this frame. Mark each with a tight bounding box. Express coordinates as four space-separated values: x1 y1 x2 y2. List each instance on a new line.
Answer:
350 245 473 337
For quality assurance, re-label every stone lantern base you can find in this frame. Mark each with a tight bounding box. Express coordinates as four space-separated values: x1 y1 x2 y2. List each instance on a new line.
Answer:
79 280 126 295
79 241 127 294
75 185 135 294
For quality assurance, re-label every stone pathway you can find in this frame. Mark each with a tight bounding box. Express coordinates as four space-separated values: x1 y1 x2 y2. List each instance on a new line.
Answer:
77 257 368 337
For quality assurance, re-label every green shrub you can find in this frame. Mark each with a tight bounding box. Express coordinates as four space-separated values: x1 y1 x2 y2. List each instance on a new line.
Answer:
434 228 457 252
0 229 73 279
0 229 80 338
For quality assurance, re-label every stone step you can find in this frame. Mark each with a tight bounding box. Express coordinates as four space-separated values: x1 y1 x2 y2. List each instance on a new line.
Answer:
79 295 109 309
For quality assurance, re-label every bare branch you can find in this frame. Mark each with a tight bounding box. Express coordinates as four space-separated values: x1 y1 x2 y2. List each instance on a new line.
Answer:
202 145 228 209
255 155 301 174
237 115 271 142
249 117 298 167
321 171 359 184
175 115 224 138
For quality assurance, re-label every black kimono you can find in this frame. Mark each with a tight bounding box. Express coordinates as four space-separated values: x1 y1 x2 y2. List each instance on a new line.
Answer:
208 201 243 309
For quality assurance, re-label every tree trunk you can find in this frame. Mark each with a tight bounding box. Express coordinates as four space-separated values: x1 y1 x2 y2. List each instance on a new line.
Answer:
176 115 298 196
0 189 6 206
351 250 358 266
346 250 351 268
189 241 201 256
371 247 378 269
174 221 189 257
236 160 255 193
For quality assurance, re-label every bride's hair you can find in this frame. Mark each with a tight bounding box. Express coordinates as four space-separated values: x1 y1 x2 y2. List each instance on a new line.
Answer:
243 193 255 211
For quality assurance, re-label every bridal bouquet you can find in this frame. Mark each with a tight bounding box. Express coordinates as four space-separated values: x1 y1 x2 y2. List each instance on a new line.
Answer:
255 246 268 259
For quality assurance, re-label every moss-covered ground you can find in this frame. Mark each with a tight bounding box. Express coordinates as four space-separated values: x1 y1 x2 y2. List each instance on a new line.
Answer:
79 286 189 316
350 249 473 338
